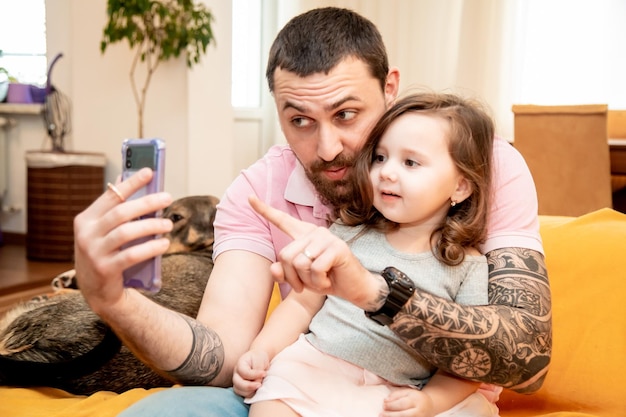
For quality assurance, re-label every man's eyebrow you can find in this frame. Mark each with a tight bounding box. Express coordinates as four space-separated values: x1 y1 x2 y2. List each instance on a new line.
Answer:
282 96 361 113
325 96 360 112
282 100 306 113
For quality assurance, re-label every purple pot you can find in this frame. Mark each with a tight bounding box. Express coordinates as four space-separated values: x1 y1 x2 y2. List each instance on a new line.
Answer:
30 84 47 103
6 83 47 103
7 83 33 103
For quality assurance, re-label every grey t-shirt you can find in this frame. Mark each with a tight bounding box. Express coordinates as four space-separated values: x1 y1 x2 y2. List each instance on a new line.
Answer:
305 223 488 387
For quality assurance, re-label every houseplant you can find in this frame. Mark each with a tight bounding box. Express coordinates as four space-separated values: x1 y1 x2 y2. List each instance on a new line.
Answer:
100 0 216 137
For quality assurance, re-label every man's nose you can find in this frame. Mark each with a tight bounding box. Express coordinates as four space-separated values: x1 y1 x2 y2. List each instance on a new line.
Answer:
317 125 343 162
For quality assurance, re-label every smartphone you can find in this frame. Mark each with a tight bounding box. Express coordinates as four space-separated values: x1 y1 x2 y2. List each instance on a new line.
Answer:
121 138 166 293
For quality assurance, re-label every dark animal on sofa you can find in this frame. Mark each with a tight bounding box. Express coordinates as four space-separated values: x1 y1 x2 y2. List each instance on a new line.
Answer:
0 195 219 395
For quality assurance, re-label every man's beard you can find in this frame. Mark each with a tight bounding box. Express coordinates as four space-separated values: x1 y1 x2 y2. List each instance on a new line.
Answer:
305 154 356 208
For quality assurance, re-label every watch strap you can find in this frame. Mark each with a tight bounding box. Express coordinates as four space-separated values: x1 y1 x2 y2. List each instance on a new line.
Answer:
365 267 415 326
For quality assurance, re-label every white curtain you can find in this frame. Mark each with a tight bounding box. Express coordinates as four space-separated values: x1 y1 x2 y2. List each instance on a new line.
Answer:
270 0 626 141
273 0 518 138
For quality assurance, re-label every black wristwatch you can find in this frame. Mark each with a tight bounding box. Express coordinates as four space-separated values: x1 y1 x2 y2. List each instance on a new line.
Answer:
365 267 416 326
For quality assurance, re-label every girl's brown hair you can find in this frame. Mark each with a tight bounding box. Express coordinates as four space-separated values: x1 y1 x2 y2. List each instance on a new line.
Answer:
337 92 494 266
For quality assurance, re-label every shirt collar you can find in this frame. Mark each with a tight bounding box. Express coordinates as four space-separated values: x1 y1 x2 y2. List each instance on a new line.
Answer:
285 160 333 220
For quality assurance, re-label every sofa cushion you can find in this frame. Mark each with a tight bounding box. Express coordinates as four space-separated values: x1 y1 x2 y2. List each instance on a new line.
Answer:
498 208 626 417
0 386 165 417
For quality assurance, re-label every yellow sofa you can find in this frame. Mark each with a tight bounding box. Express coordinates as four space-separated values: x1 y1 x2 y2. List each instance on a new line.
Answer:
1 208 625 417
498 208 626 417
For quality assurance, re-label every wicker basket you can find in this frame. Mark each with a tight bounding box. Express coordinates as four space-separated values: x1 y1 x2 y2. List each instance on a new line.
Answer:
26 151 106 261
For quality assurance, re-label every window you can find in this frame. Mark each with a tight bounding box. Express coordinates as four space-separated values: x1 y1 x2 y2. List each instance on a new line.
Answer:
513 0 626 108
231 0 262 108
0 0 47 85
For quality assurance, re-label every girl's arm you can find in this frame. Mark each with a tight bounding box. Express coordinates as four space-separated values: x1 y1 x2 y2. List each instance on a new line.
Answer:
233 289 325 397
383 371 480 417
251 289 325 357
421 371 480 414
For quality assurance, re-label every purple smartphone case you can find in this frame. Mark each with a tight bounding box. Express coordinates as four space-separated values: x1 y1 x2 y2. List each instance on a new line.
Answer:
121 138 166 293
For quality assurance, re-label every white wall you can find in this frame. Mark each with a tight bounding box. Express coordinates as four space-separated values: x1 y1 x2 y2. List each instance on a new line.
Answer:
1 0 237 234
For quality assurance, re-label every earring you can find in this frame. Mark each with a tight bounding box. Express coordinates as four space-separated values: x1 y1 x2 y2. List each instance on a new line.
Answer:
450 200 457 207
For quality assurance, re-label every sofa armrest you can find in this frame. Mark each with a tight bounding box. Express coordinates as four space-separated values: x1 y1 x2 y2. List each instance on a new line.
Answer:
499 208 626 417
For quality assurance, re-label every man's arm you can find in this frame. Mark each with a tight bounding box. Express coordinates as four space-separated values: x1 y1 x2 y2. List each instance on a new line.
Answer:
92 250 274 387
166 250 275 386
95 291 215 384
74 170 275 387
390 247 551 393
74 169 206 384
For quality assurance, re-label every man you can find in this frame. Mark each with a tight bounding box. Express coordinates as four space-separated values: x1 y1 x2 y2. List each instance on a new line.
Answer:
74 7 551 417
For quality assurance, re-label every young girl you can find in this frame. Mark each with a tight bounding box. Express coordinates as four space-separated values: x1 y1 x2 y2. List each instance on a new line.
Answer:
234 92 498 417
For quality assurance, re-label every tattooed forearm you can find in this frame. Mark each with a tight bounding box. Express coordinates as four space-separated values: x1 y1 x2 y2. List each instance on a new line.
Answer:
390 247 552 393
364 272 391 312
166 315 224 386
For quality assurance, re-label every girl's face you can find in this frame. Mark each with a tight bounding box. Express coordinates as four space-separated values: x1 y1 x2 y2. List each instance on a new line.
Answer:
369 112 470 228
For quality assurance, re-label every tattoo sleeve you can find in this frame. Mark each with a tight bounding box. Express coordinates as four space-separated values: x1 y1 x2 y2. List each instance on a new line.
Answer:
390 247 552 393
166 315 224 386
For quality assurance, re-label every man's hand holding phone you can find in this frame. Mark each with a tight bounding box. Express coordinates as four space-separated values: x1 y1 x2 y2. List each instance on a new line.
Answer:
120 138 166 293
73 165 172 317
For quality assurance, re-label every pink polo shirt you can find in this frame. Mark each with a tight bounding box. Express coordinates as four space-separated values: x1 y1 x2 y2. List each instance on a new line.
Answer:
481 135 543 254
214 145 333 259
213 137 543 279
213 145 332 296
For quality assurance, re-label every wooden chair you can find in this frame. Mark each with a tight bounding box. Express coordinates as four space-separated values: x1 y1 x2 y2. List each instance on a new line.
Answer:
607 109 626 191
608 110 626 138
512 104 612 217
608 110 626 212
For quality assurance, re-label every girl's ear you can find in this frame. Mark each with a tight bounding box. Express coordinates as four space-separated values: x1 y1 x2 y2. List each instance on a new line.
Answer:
451 176 472 205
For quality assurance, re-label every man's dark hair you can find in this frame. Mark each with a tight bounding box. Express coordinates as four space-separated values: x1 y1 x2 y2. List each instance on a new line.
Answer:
266 7 389 92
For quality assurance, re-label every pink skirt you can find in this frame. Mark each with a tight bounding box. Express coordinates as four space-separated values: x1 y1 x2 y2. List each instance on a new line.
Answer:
246 334 499 417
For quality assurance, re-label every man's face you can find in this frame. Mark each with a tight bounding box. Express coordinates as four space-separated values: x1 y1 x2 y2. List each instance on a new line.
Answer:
272 58 395 207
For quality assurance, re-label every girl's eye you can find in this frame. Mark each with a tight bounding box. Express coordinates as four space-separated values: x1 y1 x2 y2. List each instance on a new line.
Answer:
373 154 386 163
405 159 419 167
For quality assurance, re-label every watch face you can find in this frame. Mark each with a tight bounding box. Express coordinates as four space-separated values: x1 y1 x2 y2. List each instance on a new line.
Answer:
383 267 415 291
397 274 415 289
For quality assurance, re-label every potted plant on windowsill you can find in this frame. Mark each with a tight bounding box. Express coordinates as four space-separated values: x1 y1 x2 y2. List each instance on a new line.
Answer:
100 0 216 138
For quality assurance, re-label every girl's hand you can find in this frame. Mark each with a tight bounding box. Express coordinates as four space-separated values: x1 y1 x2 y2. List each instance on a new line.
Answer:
232 349 270 398
382 388 435 417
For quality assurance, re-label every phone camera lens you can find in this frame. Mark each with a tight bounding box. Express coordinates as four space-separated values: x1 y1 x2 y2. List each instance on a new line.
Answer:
126 148 132 157
126 159 132 169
